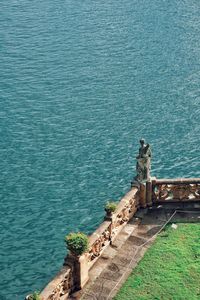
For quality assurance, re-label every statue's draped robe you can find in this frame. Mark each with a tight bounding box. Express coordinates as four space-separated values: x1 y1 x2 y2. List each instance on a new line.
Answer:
136 145 151 181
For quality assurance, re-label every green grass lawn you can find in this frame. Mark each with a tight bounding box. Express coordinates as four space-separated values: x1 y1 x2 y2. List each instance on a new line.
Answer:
114 223 200 300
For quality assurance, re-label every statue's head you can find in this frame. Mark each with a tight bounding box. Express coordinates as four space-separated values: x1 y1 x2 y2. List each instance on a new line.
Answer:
140 138 145 145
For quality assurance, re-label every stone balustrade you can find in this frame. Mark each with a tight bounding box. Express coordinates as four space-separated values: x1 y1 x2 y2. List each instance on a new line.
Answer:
88 187 139 267
152 178 200 203
40 266 73 300
38 177 200 300
39 187 139 300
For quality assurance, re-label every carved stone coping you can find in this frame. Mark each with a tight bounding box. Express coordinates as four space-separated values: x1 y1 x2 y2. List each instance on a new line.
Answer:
154 178 200 185
40 266 72 300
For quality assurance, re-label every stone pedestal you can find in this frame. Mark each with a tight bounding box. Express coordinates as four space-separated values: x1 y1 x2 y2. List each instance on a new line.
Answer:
78 254 89 289
104 212 113 222
139 182 147 208
67 253 89 291
146 179 153 207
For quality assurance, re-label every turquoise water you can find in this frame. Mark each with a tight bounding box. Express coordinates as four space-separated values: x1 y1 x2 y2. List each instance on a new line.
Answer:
0 1 200 299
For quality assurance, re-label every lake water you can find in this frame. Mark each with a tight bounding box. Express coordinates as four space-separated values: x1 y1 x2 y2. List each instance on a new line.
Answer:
0 1 200 299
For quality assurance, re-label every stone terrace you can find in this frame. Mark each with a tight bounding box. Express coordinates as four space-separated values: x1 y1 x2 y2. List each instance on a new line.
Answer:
70 202 200 300
39 177 200 300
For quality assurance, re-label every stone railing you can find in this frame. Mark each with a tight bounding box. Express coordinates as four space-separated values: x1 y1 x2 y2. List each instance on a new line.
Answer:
140 177 200 207
152 178 200 203
88 187 139 267
137 177 200 208
39 187 139 300
39 266 73 300
30 176 200 300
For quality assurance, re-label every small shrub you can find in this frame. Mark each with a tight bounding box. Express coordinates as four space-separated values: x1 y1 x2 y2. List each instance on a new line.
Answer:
65 232 88 256
105 201 117 213
26 292 41 300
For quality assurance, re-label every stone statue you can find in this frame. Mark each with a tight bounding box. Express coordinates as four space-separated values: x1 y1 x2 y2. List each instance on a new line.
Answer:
135 139 152 182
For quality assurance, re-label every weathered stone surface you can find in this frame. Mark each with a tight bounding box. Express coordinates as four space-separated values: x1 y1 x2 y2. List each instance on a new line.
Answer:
127 235 147 246
99 265 127 282
111 253 134 268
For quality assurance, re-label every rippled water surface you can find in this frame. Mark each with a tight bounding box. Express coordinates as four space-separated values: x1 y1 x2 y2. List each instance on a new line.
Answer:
0 1 200 299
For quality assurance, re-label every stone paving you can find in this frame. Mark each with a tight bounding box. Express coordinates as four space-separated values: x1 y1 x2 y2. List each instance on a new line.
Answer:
69 203 200 300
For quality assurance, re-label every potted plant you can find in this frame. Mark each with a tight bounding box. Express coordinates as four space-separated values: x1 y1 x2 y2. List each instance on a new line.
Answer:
104 201 117 217
65 232 89 257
